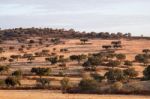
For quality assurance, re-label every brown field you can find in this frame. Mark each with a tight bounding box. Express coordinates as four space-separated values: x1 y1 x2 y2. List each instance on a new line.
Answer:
0 90 150 99
1 38 150 98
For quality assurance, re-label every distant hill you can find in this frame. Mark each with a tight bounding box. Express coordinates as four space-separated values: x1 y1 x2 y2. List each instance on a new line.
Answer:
0 27 147 41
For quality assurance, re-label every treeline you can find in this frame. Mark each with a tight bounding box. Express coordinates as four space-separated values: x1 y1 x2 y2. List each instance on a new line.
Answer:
0 27 132 40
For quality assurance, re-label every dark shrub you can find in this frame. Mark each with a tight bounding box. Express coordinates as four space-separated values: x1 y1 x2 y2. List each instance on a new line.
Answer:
143 65 150 80
79 79 99 92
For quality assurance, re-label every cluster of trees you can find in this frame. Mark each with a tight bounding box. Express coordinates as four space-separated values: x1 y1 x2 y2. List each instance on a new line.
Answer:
31 67 51 88
0 28 132 42
105 68 138 83
0 64 22 87
66 66 140 93
82 52 129 70
102 41 122 50
31 67 51 78
70 54 87 64
135 49 150 66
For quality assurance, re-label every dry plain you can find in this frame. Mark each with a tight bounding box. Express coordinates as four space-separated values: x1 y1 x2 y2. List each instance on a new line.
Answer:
1 38 150 99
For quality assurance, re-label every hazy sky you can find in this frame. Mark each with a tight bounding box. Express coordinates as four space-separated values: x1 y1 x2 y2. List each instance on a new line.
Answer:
0 0 150 36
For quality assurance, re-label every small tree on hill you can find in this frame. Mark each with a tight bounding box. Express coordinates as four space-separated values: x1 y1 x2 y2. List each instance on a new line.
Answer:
51 38 60 44
102 45 111 50
70 54 87 64
80 38 88 44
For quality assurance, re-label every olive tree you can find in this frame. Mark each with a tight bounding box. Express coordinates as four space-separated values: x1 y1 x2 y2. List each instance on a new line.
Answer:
5 76 21 87
31 67 51 78
123 68 138 78
12 70 22 79
36 78 50 88
135 54 150 66
105 68 126 83
45 56 58 65
116 54 126 62
108 60 121 68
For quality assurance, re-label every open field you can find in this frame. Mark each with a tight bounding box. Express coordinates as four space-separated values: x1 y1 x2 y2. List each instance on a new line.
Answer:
1 38 150 98
1 1 150 98
0 90 150 99
0 39 150 84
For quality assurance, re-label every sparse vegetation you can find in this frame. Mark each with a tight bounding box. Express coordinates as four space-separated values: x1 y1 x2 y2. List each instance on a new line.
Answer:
0 30 149 96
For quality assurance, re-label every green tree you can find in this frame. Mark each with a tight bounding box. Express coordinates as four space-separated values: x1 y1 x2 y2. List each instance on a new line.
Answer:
0 65 10 74
36 78 50 88
51 38 60 44
102 45 111 50
105 68 126 83
124 60 133 66
9 58 14 63
12 70 22 78
70 54 87 64
10 55 21 61
135 54 150 66
0 57 7 62
90 72 104 82
87 56 102 66
27 56 35 63
60 77 70 93
143 65 150 80
80 38 88 44
45 56 58 65
123 68 138 78
108 60 121 68
29 39 35 43
116 54 126 62
31 67 51 78
5 76 21 87
82 56 101 70
79 78 99 92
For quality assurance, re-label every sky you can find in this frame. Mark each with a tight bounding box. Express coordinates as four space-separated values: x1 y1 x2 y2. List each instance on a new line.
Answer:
0 0 150 36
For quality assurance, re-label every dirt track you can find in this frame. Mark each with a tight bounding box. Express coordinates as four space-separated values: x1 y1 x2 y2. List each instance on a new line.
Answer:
0 90 150 99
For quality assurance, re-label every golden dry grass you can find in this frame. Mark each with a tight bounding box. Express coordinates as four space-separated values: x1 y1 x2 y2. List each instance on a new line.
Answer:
0 90 149 99
1 39 150 98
